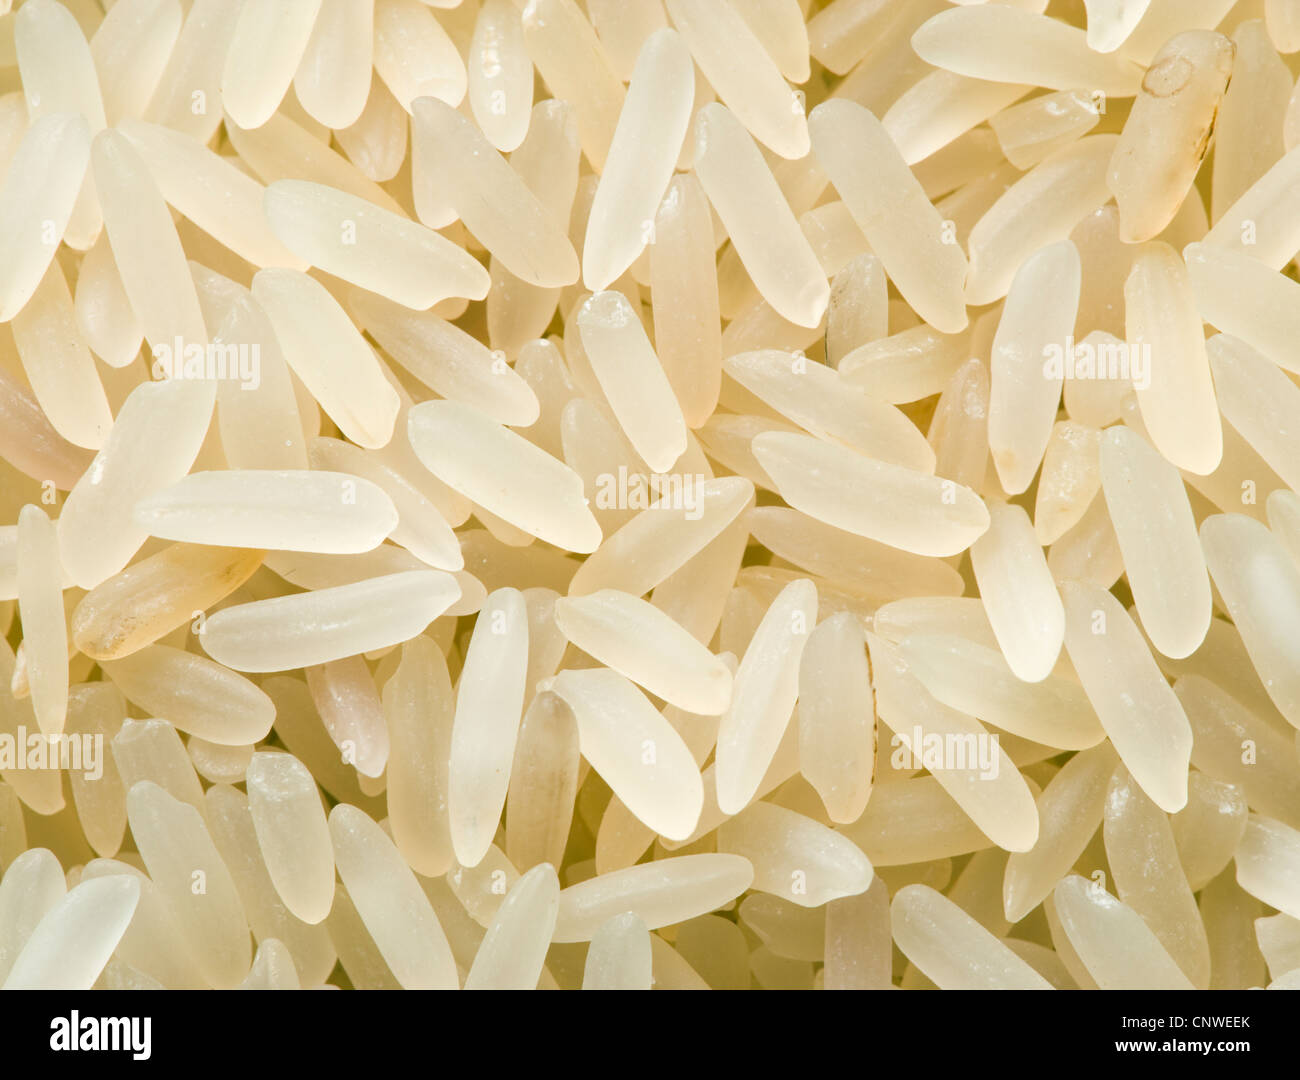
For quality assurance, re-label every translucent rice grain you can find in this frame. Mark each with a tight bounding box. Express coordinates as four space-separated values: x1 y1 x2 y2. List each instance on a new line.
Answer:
411 96 578 288
246 752 335 925
448 588 528 867
12 260 111 452
12 0 103 250
464 863 560 990
1083 0 1151 52
16 506 67 736
871 635 1040 852
1171 773 1247 892
965 135 1118 306
808 0 910 75
266 174 488 306
1002 742 1118 922
0 113 92 322
1107 31 1234 242
1103 767 1211 987
548 668 703 841
65 684 127 857
911 6 1144 95
89 0 183 128
323 880 400 990
335 76 407 182
990 90 1101 170
1051 875 1194 990
226 112 405 216
988 241 1079 495
666 0 807 160
132 470 397 556
898 634 1103 750
293 0 374 130
752 432 988 558
797 613 874 824
1175 679 1300 834
726 350 936 472
1059 581 1192 812
127 781 251 989
0 849 67 986
824 878 891 990
328 803 459 989
14 0 106 132
519 0 624 169
926 358 990 493
92 128 207 352
352 291 538 428
306 657 388 779
1035 421 1101 545
582 912 652 990
116 119 306 270
1211 20 1290 222
200 571 459 674
506 691 581 872
718 801 872 907
749 507 963 605
0 367 93 494
1099 426 1210 659
587 0 669 80
251 269 400 449
809 100 967 334
1123 242 1221 475
145 0 242 142
715 578 816 816
882 71 1029 167
468 0 533 152
1208 334 1300 495
111 722 210 816
971 501 1064 683
554 591 731 715
381 637 454 876
308 438 461 572
202 293 308 471
1268 0 1300 51
693 104 827 329
101 645 275 746
552 854 754 942
651 174 723 427
239 938 300 990
583 29 694 291
1 875 140 991
577 291 688 472
57 379 215 589
408 401 600 553
188 738 254 787
73 234 143 369
826 254 888 368
1199 514 1300 730
373 0 466 112
1186 245 1300 376
839 325 968 406
1202 143 1300 269
1234 816 1300 921
891 884 1052 990
220 0 323 130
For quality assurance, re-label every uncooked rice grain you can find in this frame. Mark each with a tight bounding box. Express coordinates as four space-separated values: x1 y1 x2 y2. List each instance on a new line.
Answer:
2 0 1300 998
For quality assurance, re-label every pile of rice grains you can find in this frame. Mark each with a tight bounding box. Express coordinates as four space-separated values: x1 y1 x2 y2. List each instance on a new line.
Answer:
0 0 1299 993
